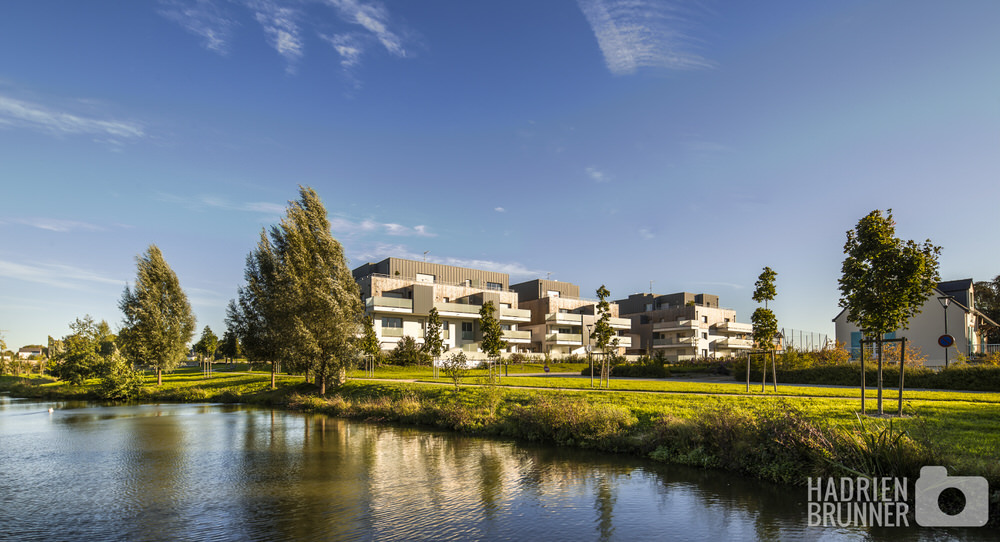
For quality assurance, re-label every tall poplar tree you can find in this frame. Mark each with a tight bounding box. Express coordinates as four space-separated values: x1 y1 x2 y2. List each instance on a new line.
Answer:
590 285 619 386
119 245 196 386
232 186 362 394
227 230 284 388
423 307 444 360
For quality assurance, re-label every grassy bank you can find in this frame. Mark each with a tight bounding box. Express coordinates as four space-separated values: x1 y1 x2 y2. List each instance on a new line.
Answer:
4 365 999 523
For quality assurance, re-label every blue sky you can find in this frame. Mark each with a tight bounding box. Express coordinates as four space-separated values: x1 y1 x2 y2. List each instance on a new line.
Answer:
2 1 999 349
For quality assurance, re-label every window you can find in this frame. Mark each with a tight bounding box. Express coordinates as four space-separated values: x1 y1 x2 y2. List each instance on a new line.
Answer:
416 273 435 283
461 322 474 340
702 332 708 339
442 297 450 303
501 324 511 331
547 290 560 298
487 281 502 291
464 279 472 287
702 316 708 323
382 317 402 328
500 303 511 309
442 321 450 340
645 303 653 312
724 318 730 323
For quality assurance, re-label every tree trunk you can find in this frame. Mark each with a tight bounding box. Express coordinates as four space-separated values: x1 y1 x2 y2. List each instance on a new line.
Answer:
157 368 162 386
335 365 346 387
318 370 326 395
877 337 884 415
270 360 276 390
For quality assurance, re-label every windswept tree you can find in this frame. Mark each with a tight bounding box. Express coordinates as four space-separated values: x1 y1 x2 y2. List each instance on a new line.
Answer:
119 245 196 386
51 316 104 385
751 267 779 350
590 284 619 386
230 186 362 394
360 316 380 361
227 231 284 389
839 209 940 415
479 301 507 382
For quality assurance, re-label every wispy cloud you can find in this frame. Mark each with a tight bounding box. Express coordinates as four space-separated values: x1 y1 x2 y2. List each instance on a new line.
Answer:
8 218 106 233
494 207 506 213
693 281 745 290
586 166 610 182
638 228 654 240
157 0 411 82
330 216 434 237
352 244 542 279
158 193 286 215
158 0 237 55
0 259 123 291
249 0 304 72
577 0 714 75
0 94 144 142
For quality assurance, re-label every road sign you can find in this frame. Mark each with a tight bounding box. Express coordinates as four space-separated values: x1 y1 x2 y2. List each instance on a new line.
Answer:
938 334 955 348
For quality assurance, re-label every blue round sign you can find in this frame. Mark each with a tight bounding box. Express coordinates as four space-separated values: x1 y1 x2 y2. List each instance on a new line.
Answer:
938 334 955 348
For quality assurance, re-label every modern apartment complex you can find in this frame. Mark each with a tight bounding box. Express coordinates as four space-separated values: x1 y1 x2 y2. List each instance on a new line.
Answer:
510 279 632 356
616 292 753 362
353 258 531 358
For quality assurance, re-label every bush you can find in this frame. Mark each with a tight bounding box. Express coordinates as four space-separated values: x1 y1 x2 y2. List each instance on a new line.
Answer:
503 394 635 450
95 353 143 401
441 351 469 388
387 336 432 366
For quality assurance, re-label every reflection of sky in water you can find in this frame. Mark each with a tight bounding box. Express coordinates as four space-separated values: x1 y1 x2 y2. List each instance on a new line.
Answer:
0 399 988 541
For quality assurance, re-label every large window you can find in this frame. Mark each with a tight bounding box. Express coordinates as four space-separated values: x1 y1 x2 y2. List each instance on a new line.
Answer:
382 317 402 328
487 282 502 291
461 322 474 340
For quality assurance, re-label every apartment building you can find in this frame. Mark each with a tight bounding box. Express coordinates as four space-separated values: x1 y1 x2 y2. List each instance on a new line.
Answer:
510 279 632 356
353 258 532 357
616 292 753 361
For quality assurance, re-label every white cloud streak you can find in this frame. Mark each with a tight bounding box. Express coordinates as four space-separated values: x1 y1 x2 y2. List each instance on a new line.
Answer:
494 207 506 213
158 193 286 215
0 259 123 291
8 218 106 233
577 0 714 75
158 0 237 55
0 95 144 141
330 217 434 237
324 0 406 57
249 0 304 71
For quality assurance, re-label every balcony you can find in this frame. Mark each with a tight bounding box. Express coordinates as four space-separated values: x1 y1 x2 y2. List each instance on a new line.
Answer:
545 332 582 345
716 337 753 349
613 336 632 348
367 296 413 313
382 327 404 337
434 301 482 318
652 319 700 332
502 330 532 343
714 322 753 334
545 313 585 325
609 317 631 330
499 307 531 322
652 337 698 348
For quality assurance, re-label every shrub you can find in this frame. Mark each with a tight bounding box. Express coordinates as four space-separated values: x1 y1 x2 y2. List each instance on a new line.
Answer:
388 336 432 366
441 351 469 389
95 353 143 401
503 394 635 450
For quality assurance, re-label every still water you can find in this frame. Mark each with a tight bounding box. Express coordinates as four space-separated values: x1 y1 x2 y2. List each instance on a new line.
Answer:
0 396 990 541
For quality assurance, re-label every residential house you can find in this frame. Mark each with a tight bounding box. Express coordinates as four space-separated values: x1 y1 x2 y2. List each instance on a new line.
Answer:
353 258 532 358
833 279 998 367
510 279 632 356
17 345 44 360
616 292 753 361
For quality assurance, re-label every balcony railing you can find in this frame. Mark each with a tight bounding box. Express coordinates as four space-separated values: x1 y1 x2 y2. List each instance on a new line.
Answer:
502 330 531 342
652 319 700 332
382 327 404 337
714 322 753 334
499 307 531 321
434 302 482 317
609 317 631 329
545 313 585 325
545 333 582 344
367 296 413 312
716 338 753 349
652 337 698 348
360 273 514 293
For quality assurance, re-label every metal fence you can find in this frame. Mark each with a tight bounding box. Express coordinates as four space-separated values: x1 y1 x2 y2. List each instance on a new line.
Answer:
779 328 832 352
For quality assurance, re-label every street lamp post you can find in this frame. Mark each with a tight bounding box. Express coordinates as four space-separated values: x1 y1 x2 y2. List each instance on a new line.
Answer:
938 296 953 369
586 321 594 388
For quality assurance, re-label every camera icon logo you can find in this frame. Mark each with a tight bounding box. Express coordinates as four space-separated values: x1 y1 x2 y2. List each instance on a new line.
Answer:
915 466 989 527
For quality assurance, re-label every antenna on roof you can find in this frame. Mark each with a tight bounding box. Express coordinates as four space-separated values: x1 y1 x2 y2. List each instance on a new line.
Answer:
546 272 552 280
423 251 429 262
650 280 654 295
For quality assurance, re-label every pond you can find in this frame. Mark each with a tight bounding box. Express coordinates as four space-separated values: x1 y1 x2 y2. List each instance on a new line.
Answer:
0 396 989 541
